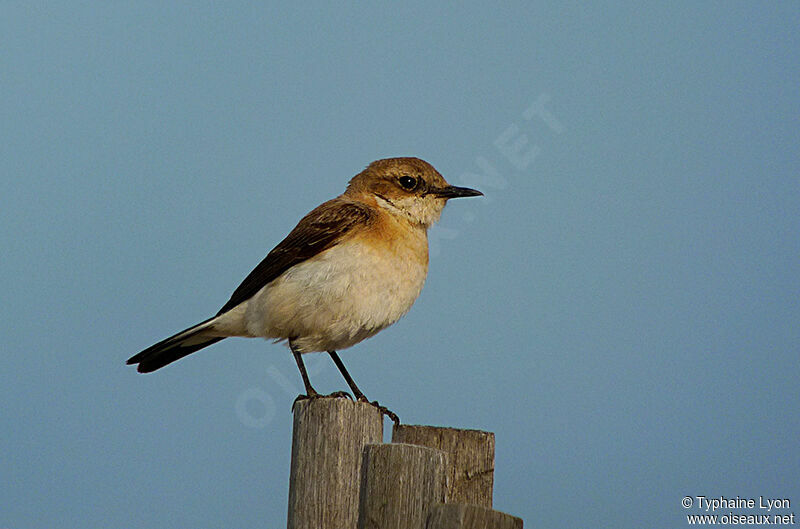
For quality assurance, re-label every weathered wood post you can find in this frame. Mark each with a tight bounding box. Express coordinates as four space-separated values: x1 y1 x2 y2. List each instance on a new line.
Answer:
286 405 524 529
358 443 447 529
392 425 495 506
426 504 523 529
287 398 383 529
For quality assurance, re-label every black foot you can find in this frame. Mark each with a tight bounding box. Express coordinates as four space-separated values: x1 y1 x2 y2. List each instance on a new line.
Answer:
290 391 398 424
326 390 354 400
358 396 400 425
291 390 354 411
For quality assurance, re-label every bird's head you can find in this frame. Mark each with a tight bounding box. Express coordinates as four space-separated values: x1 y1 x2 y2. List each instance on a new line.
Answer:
345 157 483 228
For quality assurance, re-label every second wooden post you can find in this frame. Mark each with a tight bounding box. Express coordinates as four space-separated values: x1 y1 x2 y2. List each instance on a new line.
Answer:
392 424 495 507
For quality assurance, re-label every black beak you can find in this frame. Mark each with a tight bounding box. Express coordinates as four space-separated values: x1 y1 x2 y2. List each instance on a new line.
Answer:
434 185 484 199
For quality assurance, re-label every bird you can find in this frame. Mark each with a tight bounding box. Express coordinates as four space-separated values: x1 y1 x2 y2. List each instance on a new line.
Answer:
127 157 482 420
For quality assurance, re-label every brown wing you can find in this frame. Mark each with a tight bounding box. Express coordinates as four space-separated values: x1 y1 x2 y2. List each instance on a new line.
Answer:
216 199 373 315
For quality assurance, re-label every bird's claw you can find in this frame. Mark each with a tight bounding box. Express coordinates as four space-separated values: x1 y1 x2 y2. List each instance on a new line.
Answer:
326 390 355 400
292 390 354 411
291 392 399 424
359 397 400 425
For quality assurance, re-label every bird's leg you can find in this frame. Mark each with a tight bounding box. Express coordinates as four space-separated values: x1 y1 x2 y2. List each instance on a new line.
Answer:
290 340 319 399
327 350 400 425
327 350 366 400
290 341 352 408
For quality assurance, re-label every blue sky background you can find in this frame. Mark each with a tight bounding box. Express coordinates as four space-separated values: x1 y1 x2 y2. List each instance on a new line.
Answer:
1 3 798 528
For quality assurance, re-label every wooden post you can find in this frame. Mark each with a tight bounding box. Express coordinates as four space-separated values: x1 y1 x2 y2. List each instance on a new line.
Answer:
287 398 383 529
426 504 523 529
358 443 447 529
392 425 495 507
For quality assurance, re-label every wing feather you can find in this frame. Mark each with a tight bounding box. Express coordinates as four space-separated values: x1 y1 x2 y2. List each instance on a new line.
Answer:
216 199 373 315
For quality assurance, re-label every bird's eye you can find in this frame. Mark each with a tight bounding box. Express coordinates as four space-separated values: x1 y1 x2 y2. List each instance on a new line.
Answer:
398 175 418 190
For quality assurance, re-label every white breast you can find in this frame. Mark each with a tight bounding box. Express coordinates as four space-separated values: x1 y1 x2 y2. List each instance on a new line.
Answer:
242 235 429 353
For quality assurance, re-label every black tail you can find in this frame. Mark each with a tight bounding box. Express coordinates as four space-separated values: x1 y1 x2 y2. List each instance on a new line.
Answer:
127 317 225 373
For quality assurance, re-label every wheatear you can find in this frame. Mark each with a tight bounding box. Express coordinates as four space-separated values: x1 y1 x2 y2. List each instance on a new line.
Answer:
127 157 482 418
